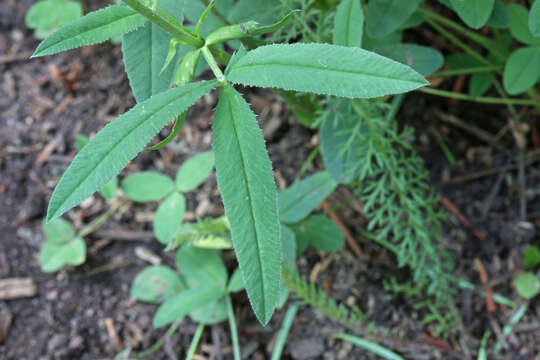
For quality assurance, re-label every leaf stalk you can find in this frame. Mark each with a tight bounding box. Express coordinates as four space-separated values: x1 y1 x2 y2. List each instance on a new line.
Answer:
122 0 203 47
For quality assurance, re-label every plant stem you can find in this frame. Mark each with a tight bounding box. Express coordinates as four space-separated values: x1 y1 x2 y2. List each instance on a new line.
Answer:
122 0 203 47
77 199 130 238
425 18 491 66
208 45 231 66
186 323 205 360
385 94 404 122
195 0 216 35
419 87 540 106
295 146 319 183
418 7 505 59
201 46 225 82
431 65 502 77
226 295 241 360
199 0 230 26
134 319 183 359
270 302 299 360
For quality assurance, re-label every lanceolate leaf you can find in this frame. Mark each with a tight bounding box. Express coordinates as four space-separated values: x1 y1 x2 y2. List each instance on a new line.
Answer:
366 0 422 38
46 80 217 221
122 22 182 102
449 0 495 29
32 5 146 57
333 0 364 47
213 85 280 325
226 43 428 99
279 171 337 224
503 46 540 95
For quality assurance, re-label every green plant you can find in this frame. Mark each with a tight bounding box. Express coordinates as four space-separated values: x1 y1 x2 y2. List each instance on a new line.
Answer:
514 245 540 299
33 0 426 325
523 245 540 270
120 151 214 244
333 333 404 360
40 218 86 272
25 0 82 39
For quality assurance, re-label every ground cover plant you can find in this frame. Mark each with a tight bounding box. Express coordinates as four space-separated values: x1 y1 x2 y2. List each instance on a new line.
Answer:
11 0 540 358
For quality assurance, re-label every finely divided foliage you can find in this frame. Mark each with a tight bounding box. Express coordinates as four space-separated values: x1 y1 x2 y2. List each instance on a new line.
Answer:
34 0 428 325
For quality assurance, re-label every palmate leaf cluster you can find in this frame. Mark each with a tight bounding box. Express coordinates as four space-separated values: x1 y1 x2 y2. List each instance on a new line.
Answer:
318 97 454 302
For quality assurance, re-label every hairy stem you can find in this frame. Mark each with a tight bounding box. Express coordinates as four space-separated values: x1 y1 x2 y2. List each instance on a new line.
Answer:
201 46 225 82
122 0 203 47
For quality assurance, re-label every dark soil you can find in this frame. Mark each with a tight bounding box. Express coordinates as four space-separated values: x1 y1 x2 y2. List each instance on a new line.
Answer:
1 1 539 359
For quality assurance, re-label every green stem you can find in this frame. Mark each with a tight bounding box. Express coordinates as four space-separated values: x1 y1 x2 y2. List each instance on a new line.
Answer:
122 0 203 47
270 302 300 360
492 79 519 119
424 18 491 66
385 94 404 122
77 199 130 238
295 146 319 183
186 323 205 360
419 87 540 106
208 45 232 66
418 7 505 59
431 65 502 78
134 319 182 359
195 0 216 35
199 0 230 26
201 46 225 82
226 295 241 360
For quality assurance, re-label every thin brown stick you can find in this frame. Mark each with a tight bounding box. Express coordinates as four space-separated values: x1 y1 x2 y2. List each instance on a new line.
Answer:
474 259 496 313
321 201 363 258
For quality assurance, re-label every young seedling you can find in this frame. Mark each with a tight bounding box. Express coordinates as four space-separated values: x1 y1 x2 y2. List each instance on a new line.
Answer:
40 218 86 272
32 0 427 325
121 151 215 245
25 0 82 39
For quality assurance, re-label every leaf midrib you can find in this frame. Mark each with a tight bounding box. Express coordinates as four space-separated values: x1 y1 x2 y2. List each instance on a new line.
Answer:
49 83 210 219
225 91 267 319
229 60 423 85
37 7 143 54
